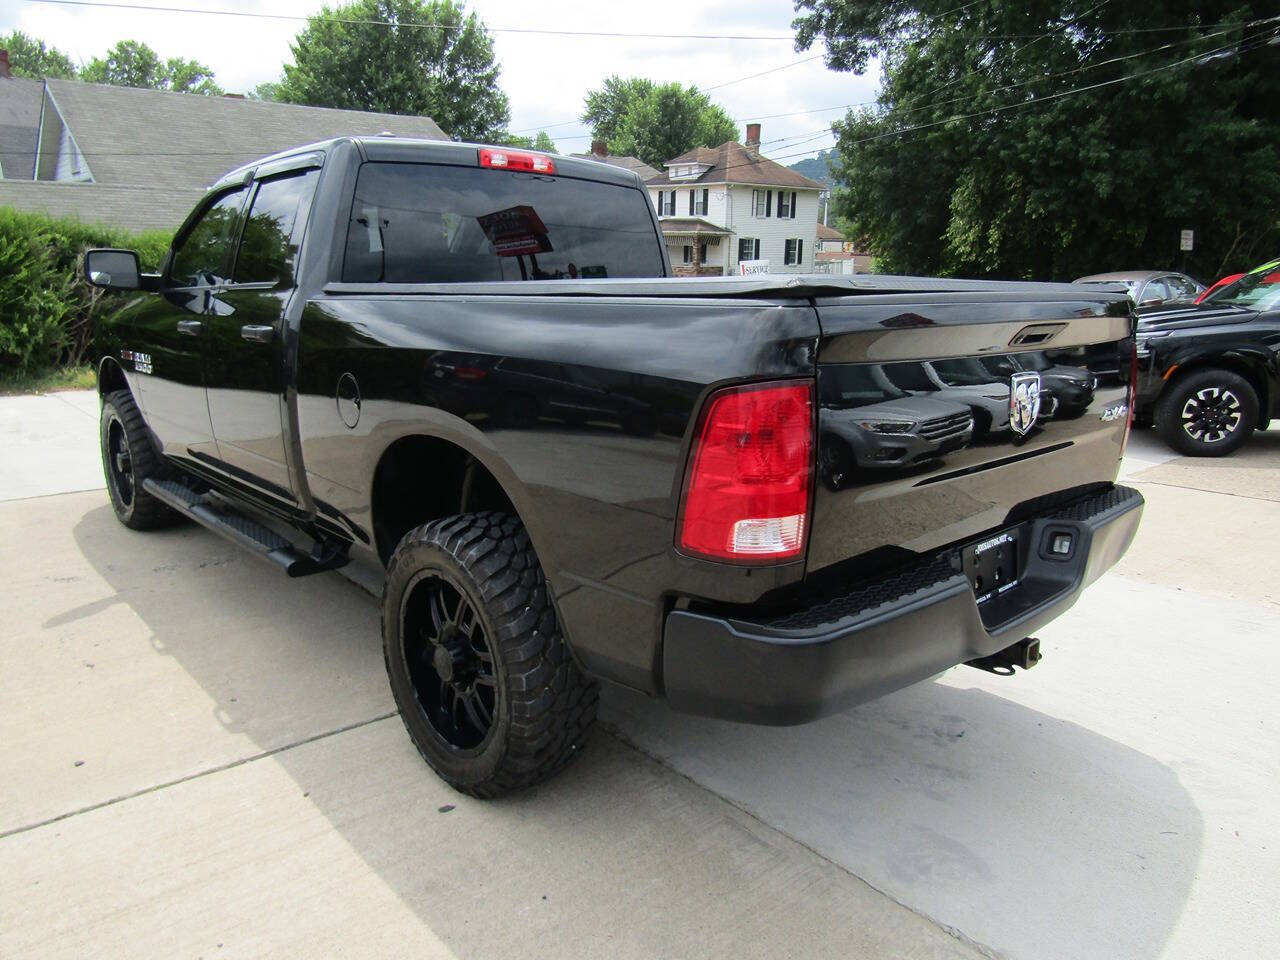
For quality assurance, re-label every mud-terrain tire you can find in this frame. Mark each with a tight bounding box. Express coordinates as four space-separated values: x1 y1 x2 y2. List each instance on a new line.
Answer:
382 512 598 797
1155 369 1257 456
100 389 177 529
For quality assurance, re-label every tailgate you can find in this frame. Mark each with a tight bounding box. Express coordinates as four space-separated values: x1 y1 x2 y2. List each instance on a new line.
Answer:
809 290 1134 574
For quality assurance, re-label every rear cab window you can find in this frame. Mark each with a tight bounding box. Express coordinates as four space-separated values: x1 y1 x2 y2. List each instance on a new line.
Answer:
342 162 665 283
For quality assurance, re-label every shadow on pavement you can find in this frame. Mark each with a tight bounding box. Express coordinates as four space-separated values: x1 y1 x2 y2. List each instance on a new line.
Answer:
602 677 1204 960
67 502 1201 960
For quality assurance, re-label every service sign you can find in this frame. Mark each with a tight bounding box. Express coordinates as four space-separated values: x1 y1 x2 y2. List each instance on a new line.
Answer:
739 259 770 275
477 205 552 257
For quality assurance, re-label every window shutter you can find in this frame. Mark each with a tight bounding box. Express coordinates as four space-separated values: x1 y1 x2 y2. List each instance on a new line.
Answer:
689 190 694 215
765 191 772 217
798 239 804 264
754 239 761 259
657 191 664 214
791 192 797 219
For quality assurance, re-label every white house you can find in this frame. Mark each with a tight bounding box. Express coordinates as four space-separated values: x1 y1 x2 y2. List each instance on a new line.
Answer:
646 124 824 276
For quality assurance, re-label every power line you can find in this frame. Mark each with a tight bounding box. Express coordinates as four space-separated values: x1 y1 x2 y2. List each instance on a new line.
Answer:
509 54 828 135
885 17 1266 125
836 26 1279 154
21 0 797 40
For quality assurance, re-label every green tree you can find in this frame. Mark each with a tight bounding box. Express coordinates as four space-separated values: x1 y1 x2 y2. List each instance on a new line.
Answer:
278 0 509 142
583 77 738 169
581 76 654 143
81 40 223 94
794 1 1280 280
248 81 283 102
0 31 77 78
496 130 557 152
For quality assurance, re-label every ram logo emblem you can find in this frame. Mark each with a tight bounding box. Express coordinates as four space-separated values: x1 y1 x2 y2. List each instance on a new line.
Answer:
1009 372 1041 436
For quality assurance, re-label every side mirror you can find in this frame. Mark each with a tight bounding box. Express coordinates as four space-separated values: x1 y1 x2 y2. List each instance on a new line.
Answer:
1139 297 1164 308
84 249 141 291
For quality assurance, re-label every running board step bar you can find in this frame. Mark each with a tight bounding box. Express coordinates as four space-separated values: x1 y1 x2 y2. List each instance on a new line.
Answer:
142 477 347 578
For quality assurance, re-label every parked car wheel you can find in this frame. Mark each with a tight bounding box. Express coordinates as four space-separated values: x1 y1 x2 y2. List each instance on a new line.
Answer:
100 389 178 529
1155 369 1258 456
382 512 598 797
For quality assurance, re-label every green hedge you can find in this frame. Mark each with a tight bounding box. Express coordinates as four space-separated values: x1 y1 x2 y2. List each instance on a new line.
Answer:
0 208 172 376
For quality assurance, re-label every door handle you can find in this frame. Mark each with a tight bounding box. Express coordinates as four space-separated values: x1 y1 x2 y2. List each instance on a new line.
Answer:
176 319 204 336
240 324 276 344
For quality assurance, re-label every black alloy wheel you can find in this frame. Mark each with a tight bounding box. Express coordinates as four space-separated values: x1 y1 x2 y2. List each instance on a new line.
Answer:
106 416 135 509
1156 369 1258 457
100 389 177 529
1180 387 1242 445
401 571 498 752
382 512 598 797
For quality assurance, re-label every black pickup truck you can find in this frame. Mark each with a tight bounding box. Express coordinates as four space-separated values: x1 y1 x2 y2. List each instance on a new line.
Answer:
1134 262 1280 455
86 137 1143 797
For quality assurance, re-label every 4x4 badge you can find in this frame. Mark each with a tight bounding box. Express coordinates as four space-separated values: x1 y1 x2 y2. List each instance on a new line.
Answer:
1009 372 1041 435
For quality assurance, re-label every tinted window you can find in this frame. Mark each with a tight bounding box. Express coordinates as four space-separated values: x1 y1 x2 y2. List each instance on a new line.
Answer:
235 170 319 285
342 162 664 283
170 188 245 287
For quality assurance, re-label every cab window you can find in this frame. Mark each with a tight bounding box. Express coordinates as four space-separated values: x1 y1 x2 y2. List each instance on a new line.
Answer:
169 188 246 288
234 170 320 286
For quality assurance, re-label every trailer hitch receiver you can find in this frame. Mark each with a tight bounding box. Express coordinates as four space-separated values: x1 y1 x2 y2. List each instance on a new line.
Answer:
966 638 1042 676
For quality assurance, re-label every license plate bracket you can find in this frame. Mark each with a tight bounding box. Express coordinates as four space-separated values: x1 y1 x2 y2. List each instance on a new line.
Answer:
962 528 1022 605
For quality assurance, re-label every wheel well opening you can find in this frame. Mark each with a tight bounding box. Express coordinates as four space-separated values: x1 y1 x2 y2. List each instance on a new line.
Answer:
1166 360 1268 415
371 436 516 564
98 357 126 397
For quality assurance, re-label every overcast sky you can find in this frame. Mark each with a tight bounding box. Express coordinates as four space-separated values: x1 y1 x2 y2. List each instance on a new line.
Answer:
1 0 881 161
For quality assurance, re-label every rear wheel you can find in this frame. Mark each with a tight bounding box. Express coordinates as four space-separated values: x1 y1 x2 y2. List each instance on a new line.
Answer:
100 390 177 529
1155 369 1257 457
382 512 598 797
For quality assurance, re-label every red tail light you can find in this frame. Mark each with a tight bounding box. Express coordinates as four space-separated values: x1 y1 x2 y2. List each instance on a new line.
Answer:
677 380 814 563
478 148 555 174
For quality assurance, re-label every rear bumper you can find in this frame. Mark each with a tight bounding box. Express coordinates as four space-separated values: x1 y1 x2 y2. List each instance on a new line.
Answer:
662 484 1143 725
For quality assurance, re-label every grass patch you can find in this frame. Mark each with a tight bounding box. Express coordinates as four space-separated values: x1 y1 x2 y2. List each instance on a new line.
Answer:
0 364 97 396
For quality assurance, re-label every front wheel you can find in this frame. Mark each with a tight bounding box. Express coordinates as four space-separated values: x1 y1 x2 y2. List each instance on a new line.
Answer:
100 390 177 529
381 512 598 797
1155 369 1258 457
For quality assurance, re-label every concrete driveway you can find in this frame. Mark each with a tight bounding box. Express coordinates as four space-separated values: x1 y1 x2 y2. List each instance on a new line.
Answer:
2 391 1277 959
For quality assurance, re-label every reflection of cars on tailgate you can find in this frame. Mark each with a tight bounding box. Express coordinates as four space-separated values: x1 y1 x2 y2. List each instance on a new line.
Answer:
820 364 972 482
980 352 1097 418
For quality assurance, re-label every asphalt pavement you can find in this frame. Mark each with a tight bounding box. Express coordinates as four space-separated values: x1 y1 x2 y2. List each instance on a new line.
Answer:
2 390 1277 959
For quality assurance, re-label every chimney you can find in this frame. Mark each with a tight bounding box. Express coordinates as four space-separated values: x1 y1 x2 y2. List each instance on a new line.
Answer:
0 50 12 79
745 123 761 158
590 139 607 157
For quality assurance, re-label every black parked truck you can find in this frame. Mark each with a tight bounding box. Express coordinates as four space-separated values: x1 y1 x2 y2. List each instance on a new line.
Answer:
86 137 1144 797
1133 262 1280 456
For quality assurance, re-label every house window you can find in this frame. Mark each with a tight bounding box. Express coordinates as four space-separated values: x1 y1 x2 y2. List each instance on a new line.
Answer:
682 245 692 264
752 189 772 217
738 238 761 262
699 242 707 263
694 189 708 216
657 190 675 216
778 191 797 219
784 238 805 266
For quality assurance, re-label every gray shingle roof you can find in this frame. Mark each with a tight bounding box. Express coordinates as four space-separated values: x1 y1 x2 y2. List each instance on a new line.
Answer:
0 180 202 232
42 78 448 190
0 77 44 181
